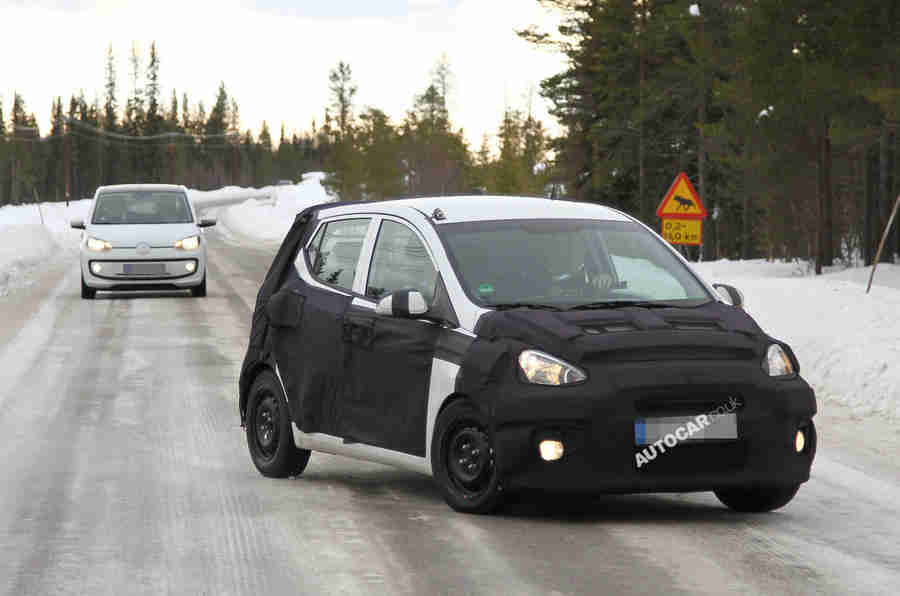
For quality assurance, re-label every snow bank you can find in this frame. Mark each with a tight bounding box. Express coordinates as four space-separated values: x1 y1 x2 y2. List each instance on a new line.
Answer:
0 201 90 295
693 259 900 420
205 172 334 243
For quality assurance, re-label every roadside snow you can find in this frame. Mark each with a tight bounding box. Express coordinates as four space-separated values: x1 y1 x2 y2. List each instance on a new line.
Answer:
194 172 333 243
0 201 90 295
694 259 900 420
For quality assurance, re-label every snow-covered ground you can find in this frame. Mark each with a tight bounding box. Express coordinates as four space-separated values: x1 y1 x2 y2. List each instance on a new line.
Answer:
0 200 90 295
694 259 900 420
194 172 333 243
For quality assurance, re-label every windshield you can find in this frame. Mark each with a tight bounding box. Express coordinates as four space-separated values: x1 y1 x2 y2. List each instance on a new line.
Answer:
439 219 711 309
91 191 194 225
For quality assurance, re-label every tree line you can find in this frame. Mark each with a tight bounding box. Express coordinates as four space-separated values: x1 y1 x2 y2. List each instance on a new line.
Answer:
0 45 553 212
0 42 330 205
521 0 900 268
318 57 551 202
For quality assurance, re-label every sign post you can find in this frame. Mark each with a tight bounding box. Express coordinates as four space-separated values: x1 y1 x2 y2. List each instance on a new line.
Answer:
656 172 707 247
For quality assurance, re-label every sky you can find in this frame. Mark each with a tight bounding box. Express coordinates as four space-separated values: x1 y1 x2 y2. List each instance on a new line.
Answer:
2 0 568 149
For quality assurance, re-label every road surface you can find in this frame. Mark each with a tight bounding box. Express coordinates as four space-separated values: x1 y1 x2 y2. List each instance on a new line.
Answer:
0 227 898 596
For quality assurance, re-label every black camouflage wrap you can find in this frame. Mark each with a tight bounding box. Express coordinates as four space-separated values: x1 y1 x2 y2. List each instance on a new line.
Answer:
453 302 817 492
240 203 816 493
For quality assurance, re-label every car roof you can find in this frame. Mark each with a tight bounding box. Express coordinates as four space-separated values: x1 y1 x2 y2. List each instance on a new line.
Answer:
317 195 633 224
96 184 188 194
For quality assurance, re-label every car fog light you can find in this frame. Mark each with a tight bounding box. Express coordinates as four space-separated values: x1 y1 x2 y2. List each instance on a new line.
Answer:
185 261 196 273
91 263 103 274
539 440 564 462
795 430 806 453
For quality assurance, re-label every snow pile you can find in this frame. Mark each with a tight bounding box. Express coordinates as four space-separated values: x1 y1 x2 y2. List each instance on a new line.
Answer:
693 259 900 420
207 172 334 243
0 201 90 295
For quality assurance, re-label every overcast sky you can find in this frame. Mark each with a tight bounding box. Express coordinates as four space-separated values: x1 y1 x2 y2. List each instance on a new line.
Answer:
2 0 567 148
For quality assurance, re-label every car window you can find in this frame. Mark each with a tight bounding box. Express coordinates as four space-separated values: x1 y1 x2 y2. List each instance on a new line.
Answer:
440 219 709 307
307 218 370 291
366 220 437 302
92 191 193 224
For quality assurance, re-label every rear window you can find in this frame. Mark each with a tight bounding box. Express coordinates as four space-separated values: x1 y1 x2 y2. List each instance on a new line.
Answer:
92 191 193 224
306 218 371 291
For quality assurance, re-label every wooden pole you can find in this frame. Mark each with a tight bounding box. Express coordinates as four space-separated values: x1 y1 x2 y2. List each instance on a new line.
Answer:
866 193 900 293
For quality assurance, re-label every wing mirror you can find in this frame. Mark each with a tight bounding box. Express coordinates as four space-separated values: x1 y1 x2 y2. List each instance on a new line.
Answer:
70 219 85 230
198 218 217 228
713 283 744 309
376 290 428 318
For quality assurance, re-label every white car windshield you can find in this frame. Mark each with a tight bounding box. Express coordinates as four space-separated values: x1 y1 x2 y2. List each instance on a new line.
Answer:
92 191 193 225
439 219 711 309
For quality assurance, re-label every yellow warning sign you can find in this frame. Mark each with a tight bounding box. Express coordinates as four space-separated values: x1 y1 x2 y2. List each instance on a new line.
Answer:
656 172 707 219
661 218 702 246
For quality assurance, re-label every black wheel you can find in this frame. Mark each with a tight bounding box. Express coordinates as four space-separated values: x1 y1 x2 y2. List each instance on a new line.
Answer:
191 275 207 297
714 484 801 512
246 369 310 478
431 400 504 514
81 275 96 299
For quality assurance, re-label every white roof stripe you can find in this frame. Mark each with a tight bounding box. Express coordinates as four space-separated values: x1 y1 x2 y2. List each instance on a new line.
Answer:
318 196 632 223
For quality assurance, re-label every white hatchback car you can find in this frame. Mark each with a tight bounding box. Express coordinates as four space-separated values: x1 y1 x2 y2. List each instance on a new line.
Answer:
71 184 215 299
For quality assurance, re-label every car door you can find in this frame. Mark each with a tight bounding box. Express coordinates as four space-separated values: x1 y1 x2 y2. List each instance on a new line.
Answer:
268 216 373 437
339 217 443 457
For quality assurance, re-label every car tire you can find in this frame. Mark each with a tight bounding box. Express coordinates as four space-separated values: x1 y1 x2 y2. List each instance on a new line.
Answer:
191 275 207 298
714 484 801 513
81 275 96 299
246 369 311 478
431 400 504 514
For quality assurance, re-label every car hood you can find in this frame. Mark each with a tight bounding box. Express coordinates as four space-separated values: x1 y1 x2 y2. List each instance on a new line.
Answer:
84 223 198 248
472 301 773 365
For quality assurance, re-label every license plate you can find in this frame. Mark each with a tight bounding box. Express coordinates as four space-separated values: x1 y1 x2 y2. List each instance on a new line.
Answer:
123 262 166 275
634 414 737 445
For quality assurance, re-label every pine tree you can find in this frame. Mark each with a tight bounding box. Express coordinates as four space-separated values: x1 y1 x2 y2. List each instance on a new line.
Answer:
103 43 120 185
323 62 363 200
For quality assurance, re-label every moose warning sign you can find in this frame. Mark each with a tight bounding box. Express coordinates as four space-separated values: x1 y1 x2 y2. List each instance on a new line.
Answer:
657 172 707 246
656 172 707 219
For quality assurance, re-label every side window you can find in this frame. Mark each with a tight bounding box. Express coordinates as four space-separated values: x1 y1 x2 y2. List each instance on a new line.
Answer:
306 218 370 291
366 220 437 302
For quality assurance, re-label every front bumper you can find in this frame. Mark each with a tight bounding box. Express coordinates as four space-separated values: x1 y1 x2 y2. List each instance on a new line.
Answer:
81 246 206 290
491 364 817 493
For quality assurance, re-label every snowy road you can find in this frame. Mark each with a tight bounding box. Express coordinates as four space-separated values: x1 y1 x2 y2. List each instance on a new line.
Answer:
1 228 898 596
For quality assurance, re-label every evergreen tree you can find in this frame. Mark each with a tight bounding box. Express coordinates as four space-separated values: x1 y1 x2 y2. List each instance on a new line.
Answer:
103 43 120 185
323 62 363 200
358 108 403 200
144 41 163 182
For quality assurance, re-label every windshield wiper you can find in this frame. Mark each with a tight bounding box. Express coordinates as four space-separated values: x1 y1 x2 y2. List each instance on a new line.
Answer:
486 302 565 312
567 300 689 311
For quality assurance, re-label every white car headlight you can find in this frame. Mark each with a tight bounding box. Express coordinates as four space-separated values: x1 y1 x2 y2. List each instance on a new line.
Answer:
519 350 587 386
763 344 795 377
175 235 200 250
86 237 112 251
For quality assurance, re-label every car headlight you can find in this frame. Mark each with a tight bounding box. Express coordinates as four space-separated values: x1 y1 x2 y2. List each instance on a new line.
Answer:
763 344 795 377
86 237 112 251
175 235 200 250
519 350 587 386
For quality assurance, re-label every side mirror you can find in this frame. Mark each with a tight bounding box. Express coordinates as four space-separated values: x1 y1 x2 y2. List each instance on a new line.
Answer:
70 219 85 230
713 283 744 309
375 289 428 318
198 218 217 228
